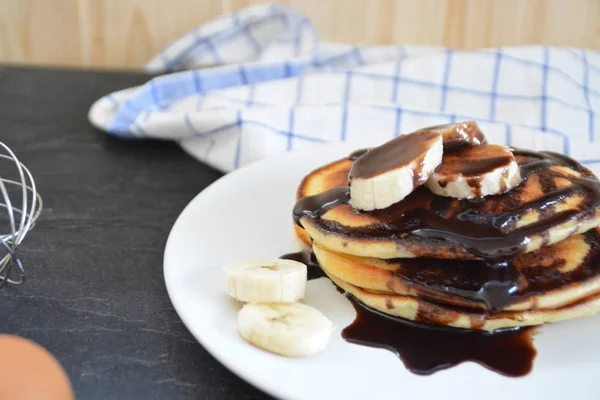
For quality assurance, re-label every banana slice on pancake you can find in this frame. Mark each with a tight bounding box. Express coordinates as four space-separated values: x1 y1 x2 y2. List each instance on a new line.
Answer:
425 144 522 199
349 130 443 211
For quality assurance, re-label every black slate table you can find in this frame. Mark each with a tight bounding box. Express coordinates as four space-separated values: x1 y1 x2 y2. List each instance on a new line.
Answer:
0 66 271 399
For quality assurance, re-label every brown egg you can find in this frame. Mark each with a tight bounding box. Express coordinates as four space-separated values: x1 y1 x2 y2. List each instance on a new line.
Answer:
0 335 74 400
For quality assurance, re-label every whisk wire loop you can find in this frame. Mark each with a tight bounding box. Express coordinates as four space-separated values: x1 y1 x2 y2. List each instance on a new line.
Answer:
0 143 42 287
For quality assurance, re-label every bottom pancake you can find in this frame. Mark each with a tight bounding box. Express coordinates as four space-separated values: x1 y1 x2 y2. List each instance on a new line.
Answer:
322 266 600 331
313 229 600 312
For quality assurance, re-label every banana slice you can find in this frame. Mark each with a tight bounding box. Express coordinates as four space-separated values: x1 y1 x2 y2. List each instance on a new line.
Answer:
224 259 307 303
419 121 487 147
349 130 443 211
425 144 522 199
238 303 333 357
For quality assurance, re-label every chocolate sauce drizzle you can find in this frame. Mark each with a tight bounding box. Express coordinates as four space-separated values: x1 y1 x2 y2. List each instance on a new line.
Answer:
391 258 519 312
419 121 487 147
293 186 350 226
434 145 515 196
515 148 584 179
349 130 441 183
349 148 369 161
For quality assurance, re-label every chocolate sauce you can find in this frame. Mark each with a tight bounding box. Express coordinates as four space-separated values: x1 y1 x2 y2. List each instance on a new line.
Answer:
280 250 326 280
391 258 519 312
342 294 536 376
418 121 487 147
438 145 514 177
349 148 369 161
434 145 515 197
292 186 350 226
513 148 586 180
349 130 441 181
392 172 599 259
350 122 486 166
382 226 600 313
519 228 600 293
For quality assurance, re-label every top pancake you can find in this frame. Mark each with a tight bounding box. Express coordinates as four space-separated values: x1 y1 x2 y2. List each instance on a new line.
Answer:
296 149 600 260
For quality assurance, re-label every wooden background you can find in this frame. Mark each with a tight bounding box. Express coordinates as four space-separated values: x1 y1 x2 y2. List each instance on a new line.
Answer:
1 0 599 69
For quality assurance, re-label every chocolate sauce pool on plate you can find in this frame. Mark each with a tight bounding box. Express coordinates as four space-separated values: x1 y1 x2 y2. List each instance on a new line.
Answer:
342 294 536 377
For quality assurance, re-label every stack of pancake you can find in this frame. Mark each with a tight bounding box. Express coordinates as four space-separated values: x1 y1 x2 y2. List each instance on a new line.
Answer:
293 126 600 332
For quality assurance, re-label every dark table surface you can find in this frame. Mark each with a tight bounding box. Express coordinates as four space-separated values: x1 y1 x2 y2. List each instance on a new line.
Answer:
0 66 271 399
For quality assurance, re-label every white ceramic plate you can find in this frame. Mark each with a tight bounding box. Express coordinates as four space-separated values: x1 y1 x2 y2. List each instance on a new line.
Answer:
164 143 600 400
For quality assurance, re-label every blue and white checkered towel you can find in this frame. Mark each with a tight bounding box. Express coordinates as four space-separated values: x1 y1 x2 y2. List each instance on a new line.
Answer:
88 3 600 174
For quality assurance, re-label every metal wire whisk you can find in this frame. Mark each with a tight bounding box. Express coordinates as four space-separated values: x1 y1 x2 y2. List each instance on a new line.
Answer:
0 142 42 288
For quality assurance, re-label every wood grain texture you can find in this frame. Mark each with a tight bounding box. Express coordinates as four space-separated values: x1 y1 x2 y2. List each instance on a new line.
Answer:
0 0 598 69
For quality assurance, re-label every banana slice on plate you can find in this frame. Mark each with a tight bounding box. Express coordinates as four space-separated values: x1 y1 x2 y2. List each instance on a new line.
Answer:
224 259 307 303
425 144 522 199
238 302 333 357
349 130 443 211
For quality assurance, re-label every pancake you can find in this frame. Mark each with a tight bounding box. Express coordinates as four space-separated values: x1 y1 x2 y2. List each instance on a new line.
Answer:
295 149 600 260
313 226 600 312
325 270 600 331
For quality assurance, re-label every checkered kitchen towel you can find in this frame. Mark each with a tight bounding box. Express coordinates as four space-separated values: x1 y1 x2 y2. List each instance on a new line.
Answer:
88 3 600 174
